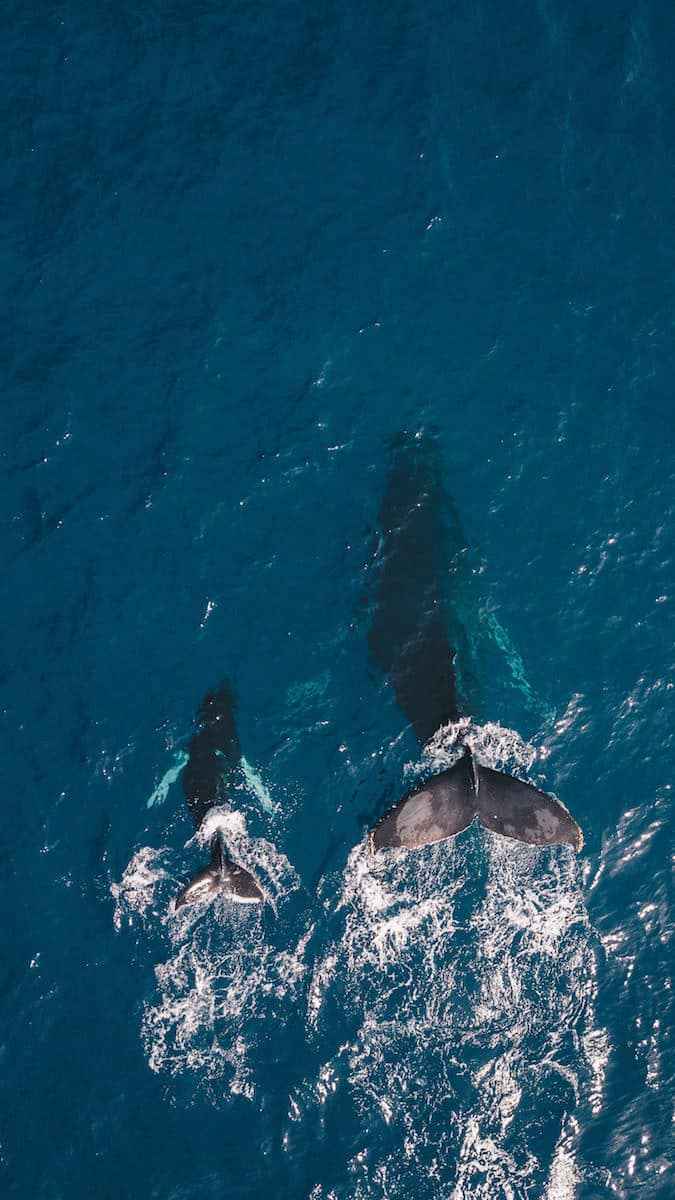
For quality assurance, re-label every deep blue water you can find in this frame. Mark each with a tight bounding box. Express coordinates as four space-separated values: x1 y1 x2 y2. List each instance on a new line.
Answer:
2 2 673 1197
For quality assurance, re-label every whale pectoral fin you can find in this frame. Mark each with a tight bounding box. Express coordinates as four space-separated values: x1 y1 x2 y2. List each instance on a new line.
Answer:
370 751 476 851
175 840 264 908
475 763 583 852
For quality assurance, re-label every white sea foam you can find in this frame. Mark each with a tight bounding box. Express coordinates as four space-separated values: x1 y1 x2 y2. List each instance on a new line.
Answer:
142 909 310 1096
544 1123 582 1200
114 723 607 1183
421 716 539 777
112 809 309 1098
110 845 171 931
303 723 606 1199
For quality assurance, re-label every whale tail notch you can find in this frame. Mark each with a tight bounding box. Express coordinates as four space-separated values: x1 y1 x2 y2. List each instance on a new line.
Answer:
369 747 583 853
175 835 265 909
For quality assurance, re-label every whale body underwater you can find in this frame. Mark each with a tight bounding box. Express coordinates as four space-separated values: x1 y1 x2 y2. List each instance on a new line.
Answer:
173 431 582 910
175 683 265 908
366 431 583 856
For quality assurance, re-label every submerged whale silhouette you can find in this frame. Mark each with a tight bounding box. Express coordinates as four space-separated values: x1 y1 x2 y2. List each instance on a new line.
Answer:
366 432 583 854
175 683 264 908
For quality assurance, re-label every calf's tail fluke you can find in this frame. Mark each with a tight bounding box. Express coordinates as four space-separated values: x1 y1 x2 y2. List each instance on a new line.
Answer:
175 835 265 909
369 747 583 853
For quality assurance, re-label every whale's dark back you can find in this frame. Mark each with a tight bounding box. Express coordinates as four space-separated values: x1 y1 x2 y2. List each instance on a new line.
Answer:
176 682 265 907
182 682 242 828
367 432 467 744
366 433 585 856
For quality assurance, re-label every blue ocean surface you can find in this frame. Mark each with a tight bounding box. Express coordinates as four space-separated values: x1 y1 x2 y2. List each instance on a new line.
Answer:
2 2 673 1197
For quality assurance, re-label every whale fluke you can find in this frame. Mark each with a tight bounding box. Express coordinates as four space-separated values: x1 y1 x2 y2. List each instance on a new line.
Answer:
370 747 583 853
370 749 475 851
175 835 264 909
474 762 583 851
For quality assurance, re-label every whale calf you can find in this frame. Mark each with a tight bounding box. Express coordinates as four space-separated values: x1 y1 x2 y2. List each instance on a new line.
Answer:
175 683 264 908
365 432 583 854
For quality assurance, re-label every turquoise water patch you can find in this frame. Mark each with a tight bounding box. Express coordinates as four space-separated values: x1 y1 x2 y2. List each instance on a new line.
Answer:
146 752 189 809
240 757 277 815
482 610 555 722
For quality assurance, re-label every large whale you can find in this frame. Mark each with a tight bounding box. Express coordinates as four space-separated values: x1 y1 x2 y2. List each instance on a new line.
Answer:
366 432 583 854
175 682 265 908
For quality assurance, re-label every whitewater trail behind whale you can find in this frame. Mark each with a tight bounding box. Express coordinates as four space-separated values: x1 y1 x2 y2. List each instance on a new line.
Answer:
112 808 311 1100
111 722 607 1192
300 722 607 1200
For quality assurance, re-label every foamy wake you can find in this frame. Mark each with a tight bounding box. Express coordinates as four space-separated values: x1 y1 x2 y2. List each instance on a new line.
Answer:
302 723 606 1200
113 725 607 1187
420 716 539 778
112 808 310 1099
111 845 171 931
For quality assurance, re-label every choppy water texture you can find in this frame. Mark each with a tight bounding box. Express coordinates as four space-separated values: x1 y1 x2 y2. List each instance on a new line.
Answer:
2 3 673 1198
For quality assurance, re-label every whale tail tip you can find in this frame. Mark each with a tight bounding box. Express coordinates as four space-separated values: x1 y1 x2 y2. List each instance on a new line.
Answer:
370 746 583 854
175 836 265 909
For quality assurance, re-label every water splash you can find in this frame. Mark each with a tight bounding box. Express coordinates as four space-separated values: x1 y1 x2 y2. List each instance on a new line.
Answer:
110 846 170 930
142 908 311 1096
421 716 540 777
544 1124 581 1200
112 809 308 1098
303 724 605 1199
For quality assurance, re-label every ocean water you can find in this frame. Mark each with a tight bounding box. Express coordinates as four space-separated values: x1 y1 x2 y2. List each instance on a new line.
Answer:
2 2 673 1198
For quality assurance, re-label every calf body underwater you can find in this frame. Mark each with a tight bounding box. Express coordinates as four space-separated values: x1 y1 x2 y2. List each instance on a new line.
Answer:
175 683 265 908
